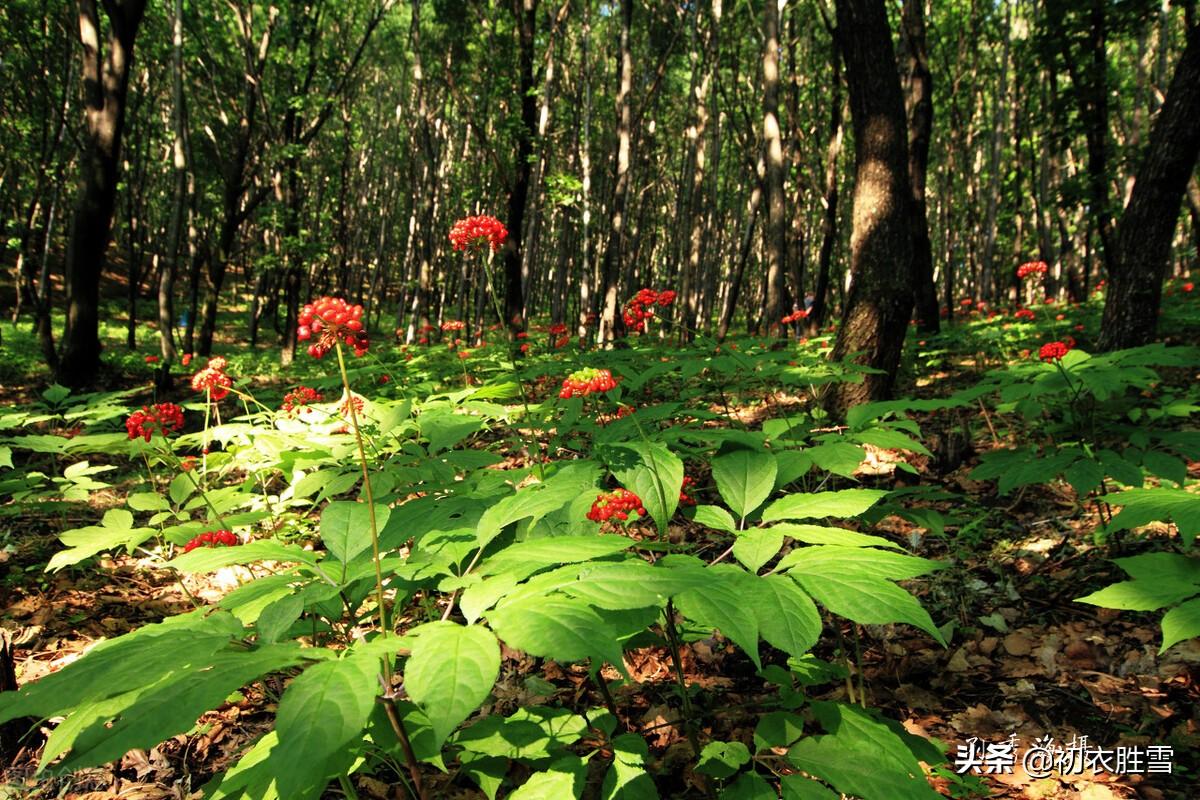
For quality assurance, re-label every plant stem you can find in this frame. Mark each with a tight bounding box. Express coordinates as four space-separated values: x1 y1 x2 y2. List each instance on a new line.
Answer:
335 342 390 649
382 696 427 800
663 602 702 756
477 250 545 479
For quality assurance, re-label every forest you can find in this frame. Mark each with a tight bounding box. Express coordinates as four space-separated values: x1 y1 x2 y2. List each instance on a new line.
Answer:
1 0 1199 798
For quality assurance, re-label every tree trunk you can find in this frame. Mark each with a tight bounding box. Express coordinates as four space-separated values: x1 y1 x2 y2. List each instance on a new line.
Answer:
157 0 187 393
808 35 844 334
828 0 914 413
596 0 633 345
501 0 538 338
902 0 938 332
58 0 147 387
762 0 790 335
1098 20 1200 350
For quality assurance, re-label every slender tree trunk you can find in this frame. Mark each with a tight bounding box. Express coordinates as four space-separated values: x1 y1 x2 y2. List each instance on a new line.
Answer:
903 0 938 332
596 0 633 345
156 0 187 393
828 0 914 412
762 0 790 335
58 0 148 387
1099 19 1200 350
718 158 764 341
808 37 844 334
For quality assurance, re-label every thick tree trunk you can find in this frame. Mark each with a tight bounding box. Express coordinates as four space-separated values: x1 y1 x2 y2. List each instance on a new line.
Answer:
1099 20 1200 350
828 0 914 413
762 0 790 335
58 0 147 387
902 0 938 332
501 0 538 338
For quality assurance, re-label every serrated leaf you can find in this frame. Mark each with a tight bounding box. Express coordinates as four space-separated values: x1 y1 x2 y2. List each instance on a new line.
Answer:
270 654 380 799
693 504 738 533
564 561 710 609
477 534 632 578
733 528 784 573
607 442 684 535
754 711 806 752
602 733 658 800
780 775 840 800
783 545 944 580
46 644 308 772
674 566 761 668
320 501 391 564
712 449 777 519
1076 579 1200 611
762 490 888 523
256 594 304 644
1104 488 1200 547
769 523 902 551
169 540 318 573
696 740 751 779
792 571 945 645
508 757 587 799
749 575 821 659
487 596 626 669
788 701 941 800
405 622 500 749
1161 597 1200 652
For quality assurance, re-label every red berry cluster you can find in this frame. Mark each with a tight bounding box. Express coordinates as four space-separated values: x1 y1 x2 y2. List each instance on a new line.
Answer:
145 355 159 364
559 368 618 399
449 215 509 253
191 357 232 401
622 288 676 332
281 385 323 416
441 319 466 332
182 529 239 553
339 393 365 419
125 403 185 443
1013 308 1036 321
554 335 570 349
679 476 697 506
1017 261 1048 280
181 353 192 366
587 488 646 523
1039 341 1071 362
781 309 807 325
298 297 368 359
548 323 569 336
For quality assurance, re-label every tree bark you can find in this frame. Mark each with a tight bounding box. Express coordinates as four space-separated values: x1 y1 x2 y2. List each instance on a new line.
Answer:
58 0 147 387
762 0 790 335
808 29 843 334
828 0 914 412
501 0 539 338
1099 19 1200 350
596 0 633 345
156 0 187 393
902 0 938 332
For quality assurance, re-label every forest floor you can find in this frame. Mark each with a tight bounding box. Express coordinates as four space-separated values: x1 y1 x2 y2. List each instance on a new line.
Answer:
1 293 1199 800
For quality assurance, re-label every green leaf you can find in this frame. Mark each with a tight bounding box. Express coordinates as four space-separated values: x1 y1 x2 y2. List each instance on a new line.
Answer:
1076 579 1200 611
257 594 305 644
852 428 931 457
733 528 784 573
783 545 944 581
753 711 806 752
46 644 308 772
693 504 738 534
47 509 155 570
169 540 318 573
602 733 659 800
674 566 761 668
1064 459 1104 497
563 561 710 610
127 492 170 511
476 463 600 548
1104 488 1200 547
269 654 381 799
508 757 587 799
807 442 866 478
720 772 775 799
460 752 508 800
696 740 751 779
608 442 684 535
1142 451 1187 486
1161 597 1200 652
321 501 391 564
769 523 902 551
780 775 840 800
792 571 945 646
169 472 194 506
477 534 632 578
774 450 813 488
787 701 941 800
761 490 888 523
203 732 281 800
0 611 243 725
455 706 588 760
749 576 822 659
712 449 777 519
405 622 500 749
487 596 626 669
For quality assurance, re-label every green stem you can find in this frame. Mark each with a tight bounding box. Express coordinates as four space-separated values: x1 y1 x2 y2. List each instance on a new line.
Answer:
477 249 545 479
335 342 390 650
